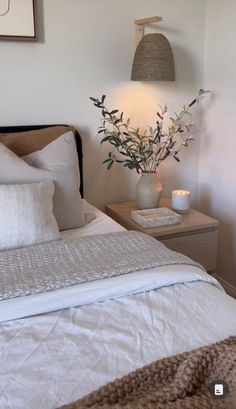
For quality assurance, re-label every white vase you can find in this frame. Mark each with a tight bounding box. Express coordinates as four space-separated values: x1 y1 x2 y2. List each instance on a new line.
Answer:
136 172 163 209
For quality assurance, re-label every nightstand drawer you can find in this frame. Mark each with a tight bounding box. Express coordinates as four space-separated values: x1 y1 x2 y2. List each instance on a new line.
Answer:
160 230 218 272
105 201 219 274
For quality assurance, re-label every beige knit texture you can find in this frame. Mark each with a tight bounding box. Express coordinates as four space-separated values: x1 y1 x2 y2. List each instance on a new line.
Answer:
58 336 236 409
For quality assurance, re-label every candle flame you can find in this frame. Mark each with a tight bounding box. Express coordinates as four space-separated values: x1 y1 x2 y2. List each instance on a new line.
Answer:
172 190 190 196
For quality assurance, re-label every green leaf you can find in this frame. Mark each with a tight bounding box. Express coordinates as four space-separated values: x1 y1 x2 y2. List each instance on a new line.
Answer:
110 109 119 115
101 95 106 103
101 135 112 144
90 97 97 102
173 156 180 162
107 161 114 170
121 138 132 145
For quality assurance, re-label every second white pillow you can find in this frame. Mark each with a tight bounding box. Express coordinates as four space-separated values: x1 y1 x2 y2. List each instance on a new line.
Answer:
0 132 86 230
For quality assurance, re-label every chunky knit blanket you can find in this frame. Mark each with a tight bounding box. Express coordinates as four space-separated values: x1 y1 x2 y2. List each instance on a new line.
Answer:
0 231 202 301
58 336 236 409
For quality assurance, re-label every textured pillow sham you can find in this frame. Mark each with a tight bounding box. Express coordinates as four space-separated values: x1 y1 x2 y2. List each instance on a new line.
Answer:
0 131 88 230
0 181 60 251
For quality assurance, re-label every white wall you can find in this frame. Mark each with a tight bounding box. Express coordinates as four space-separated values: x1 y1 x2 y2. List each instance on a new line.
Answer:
199 0 236 288
1 0 235 290
0 0 206 209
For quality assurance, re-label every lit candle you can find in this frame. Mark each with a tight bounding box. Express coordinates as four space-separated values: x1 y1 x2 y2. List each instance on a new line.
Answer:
171 190 191 213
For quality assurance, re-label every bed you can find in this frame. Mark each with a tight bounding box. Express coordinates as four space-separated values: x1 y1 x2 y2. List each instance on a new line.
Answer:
0 125 236 409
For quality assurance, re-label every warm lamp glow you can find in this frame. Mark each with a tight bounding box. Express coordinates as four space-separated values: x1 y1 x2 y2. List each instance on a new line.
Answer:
113 84 157 129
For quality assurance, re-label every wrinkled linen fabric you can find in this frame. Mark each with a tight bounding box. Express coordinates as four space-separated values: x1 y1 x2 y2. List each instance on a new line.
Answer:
58 336 236 409
1 279 236 409
1 202 236 409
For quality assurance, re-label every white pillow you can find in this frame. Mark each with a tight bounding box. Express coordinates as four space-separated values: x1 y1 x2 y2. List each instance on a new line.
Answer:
0 182 60 251
0 132 88 230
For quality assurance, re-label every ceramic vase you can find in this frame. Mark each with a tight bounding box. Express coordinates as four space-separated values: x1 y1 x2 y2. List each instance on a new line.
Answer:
136 172 163 209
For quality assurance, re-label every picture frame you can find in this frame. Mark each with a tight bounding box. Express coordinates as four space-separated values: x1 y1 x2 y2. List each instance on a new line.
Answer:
0 0 37 41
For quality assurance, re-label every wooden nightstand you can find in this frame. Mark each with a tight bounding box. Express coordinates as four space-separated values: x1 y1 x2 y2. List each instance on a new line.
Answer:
105 199 219 273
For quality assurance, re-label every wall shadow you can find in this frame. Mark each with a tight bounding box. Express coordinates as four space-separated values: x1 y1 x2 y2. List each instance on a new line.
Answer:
199 185 236 283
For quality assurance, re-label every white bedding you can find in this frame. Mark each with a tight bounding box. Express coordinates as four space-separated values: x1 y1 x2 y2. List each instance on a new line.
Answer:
1 201 236 409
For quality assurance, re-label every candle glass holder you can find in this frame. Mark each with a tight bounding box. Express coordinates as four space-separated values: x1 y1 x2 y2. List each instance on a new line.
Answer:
171 190 191 213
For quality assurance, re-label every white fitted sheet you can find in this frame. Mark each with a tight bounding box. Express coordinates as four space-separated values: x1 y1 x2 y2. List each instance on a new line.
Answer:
1 201 236 409
61 200 126 238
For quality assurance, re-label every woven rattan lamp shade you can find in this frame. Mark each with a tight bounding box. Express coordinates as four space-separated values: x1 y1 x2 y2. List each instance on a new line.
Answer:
131 33 175 81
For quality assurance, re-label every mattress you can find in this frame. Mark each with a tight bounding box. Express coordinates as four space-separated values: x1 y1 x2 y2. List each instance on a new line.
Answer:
1 201 236 409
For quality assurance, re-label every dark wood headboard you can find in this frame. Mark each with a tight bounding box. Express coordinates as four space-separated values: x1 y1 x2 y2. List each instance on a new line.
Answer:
0 124 84 198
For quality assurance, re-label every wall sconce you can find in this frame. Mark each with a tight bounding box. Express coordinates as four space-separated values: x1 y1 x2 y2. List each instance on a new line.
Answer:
131 16 175 81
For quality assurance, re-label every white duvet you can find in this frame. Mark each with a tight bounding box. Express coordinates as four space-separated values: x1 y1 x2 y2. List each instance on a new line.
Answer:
1 202 236 409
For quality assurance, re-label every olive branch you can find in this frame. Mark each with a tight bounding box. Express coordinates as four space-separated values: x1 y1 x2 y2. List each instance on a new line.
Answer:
90 89 209 173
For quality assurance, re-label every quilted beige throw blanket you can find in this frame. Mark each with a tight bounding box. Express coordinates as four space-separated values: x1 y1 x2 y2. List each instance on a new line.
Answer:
58 336 236 409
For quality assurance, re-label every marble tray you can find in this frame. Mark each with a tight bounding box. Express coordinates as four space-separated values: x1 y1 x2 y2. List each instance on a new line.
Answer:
131 207 181 228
